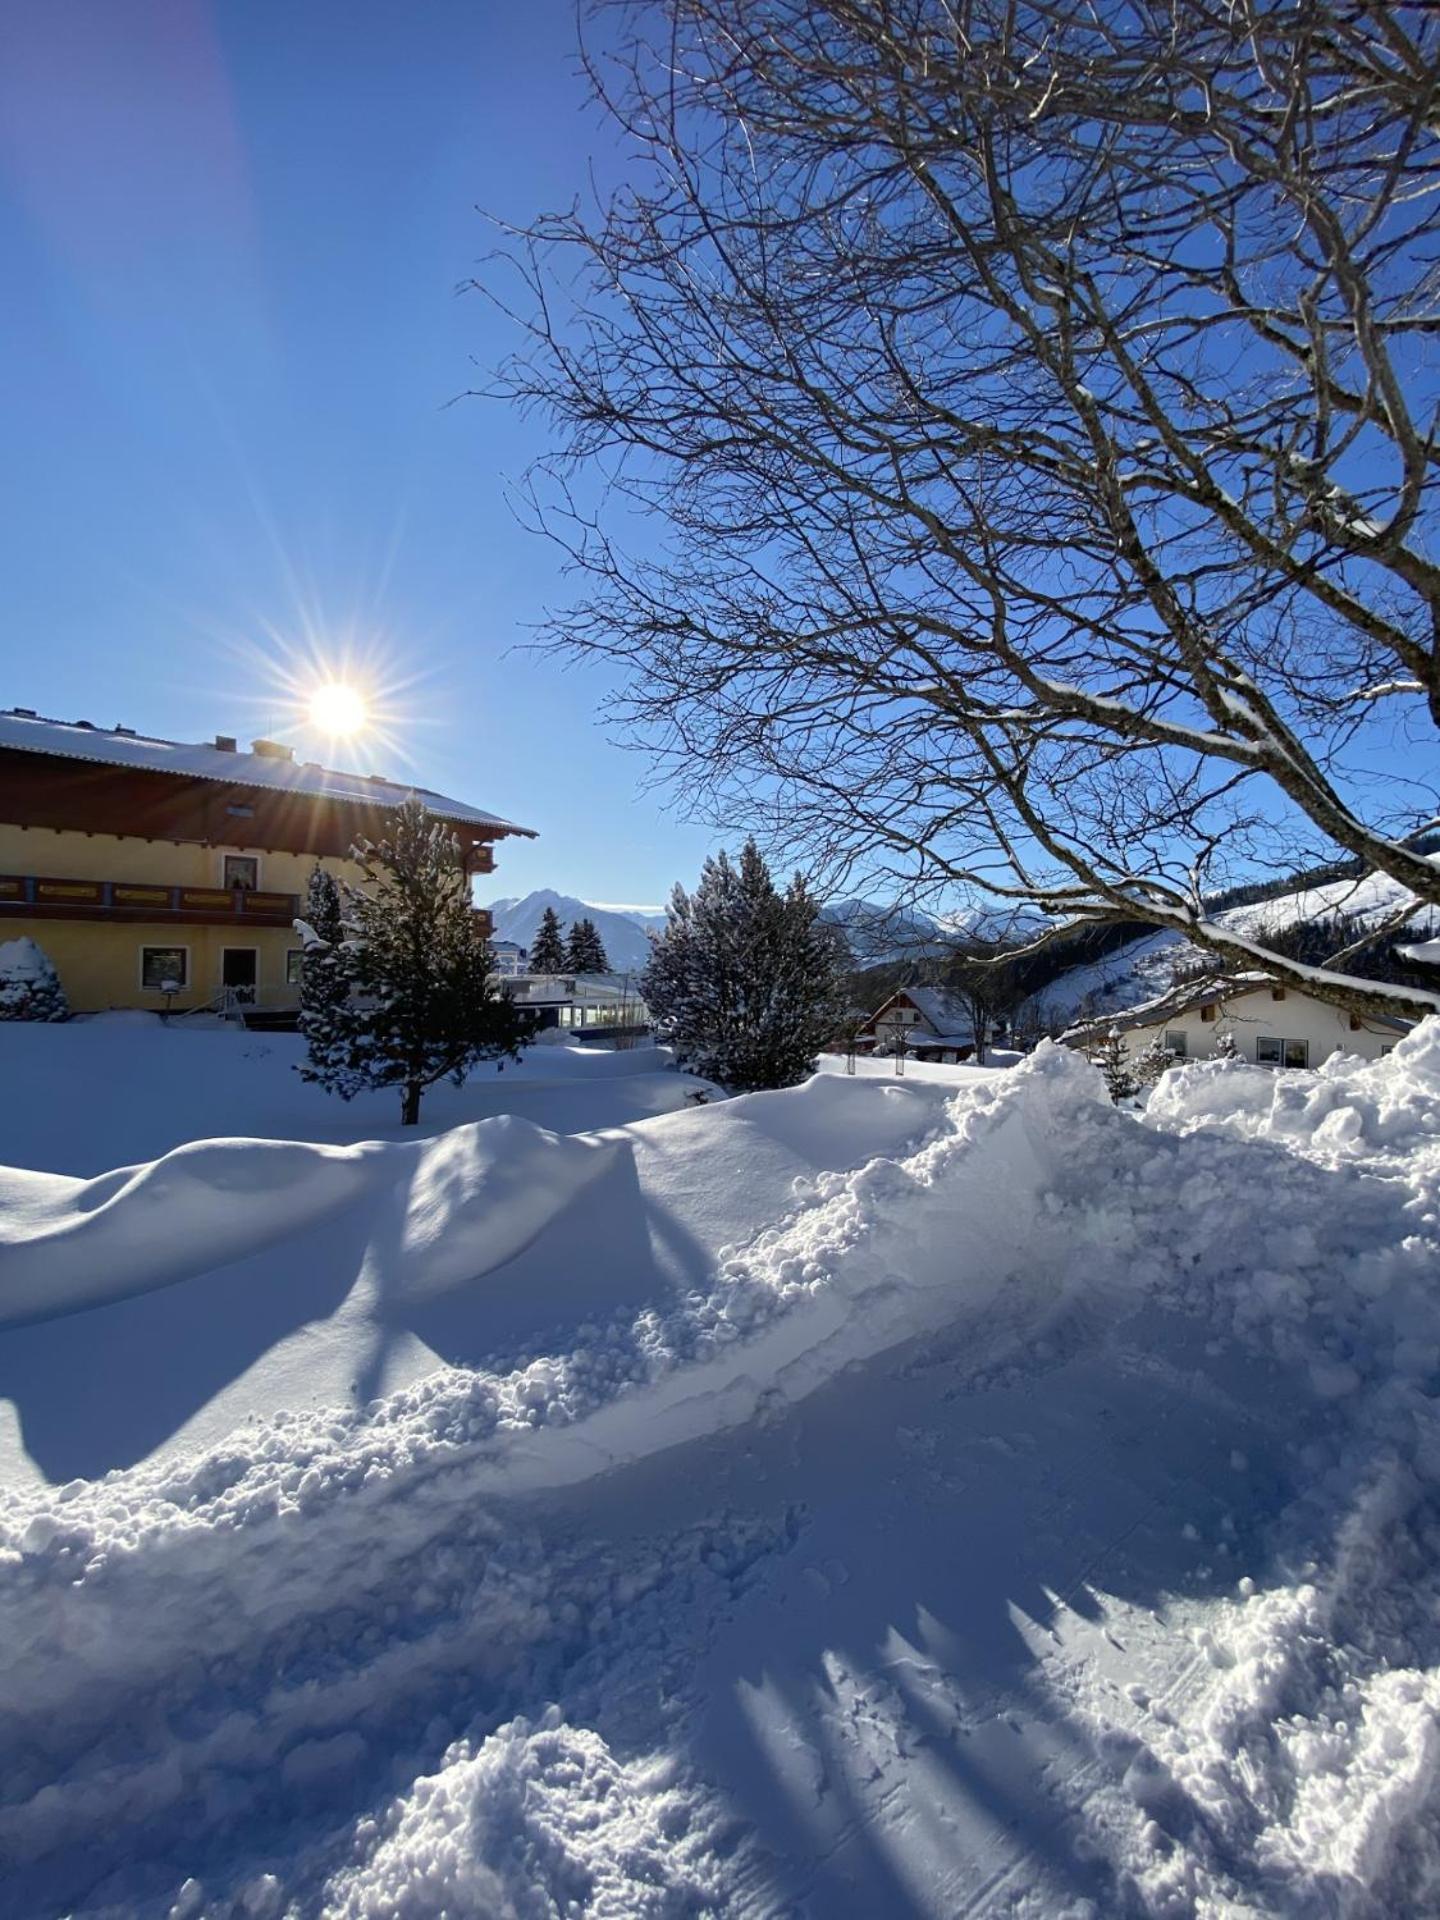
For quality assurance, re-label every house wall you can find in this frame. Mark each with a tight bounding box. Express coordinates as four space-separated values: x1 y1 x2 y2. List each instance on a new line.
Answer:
0 917 309 1013
0 823 365 896
1123 986 1401 1068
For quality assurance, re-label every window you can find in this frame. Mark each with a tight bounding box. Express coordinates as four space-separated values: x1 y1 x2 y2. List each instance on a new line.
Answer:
1200 1004 1217 1023
140 945 188 992
286 949 305 985
222 855 259 891
1257 1036 1309 1070
1163 1030 1188 1058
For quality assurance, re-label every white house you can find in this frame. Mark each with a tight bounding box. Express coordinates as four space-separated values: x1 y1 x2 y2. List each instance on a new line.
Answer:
854 986 976 1063
1064 973 1410 1070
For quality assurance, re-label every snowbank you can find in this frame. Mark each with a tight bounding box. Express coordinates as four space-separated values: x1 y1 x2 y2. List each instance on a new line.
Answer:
2 1030 1440 1914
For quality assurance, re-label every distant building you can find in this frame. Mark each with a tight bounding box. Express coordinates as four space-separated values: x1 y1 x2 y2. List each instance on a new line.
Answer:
1062 973 1409 1069
854 987 976 1063
487 938 529 978
509 971 648 1035
0 709 534 1016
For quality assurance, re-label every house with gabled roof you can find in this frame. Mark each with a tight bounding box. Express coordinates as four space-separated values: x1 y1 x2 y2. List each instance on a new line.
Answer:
854 985 976 1063
0 708 534 1017
1062 972 1409 1070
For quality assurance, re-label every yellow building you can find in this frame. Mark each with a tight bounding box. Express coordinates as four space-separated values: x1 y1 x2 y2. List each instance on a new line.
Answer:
0 709 534 1017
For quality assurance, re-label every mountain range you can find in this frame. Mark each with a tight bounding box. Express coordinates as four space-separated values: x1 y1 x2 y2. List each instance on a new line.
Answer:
482 888 969 972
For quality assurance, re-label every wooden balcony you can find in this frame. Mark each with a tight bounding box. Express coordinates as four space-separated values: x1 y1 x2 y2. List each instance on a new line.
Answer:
0 875 495 938
0 874 301 927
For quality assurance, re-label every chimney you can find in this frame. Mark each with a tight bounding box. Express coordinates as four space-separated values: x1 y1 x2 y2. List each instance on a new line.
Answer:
250 738 293 761
214 734 238 752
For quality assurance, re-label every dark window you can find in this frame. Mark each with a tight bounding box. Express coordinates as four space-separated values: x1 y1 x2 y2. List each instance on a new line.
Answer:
286 949 305 985
141 946 188 991
223 855 259 891
1257 1035 1309 1069
1163 1030 1188 1058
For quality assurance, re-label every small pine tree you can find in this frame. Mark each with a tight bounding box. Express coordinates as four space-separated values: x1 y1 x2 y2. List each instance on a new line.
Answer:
1132 1035 1175 1088
298 797 527 1125
563 916 610 974
528 905 567 974
0 937 67 1021
294 866 350 1085
642 838 848 1090
1213 1024 1241 1061
1087 1028 1140 1103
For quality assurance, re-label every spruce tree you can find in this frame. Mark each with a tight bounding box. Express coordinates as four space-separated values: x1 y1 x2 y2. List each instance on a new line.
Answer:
528 905 567 974
563 916 610 974
641 838 847 1089
298 797 526 1125
0 937 68 1021
294 866 350 1083
1087 1029 1140 1104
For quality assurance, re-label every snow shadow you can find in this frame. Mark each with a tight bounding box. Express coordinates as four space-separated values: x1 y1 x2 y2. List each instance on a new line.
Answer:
522 1300 1328 1918
0 1202 373 1482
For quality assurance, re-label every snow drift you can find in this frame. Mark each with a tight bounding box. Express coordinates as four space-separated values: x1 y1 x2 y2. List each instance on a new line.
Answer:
0 1119 622 1326
1 1030 1439 1915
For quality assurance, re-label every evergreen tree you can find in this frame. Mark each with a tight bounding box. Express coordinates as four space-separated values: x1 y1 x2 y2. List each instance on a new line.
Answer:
1213 1024 1241 1061
528 905 566 974
1133 1035 1176 1089
642 838 848 1089
298 797 527 1125
563 916 610 974
1087 1029 1140 1104
294 866 350 1084
0 937 67 1021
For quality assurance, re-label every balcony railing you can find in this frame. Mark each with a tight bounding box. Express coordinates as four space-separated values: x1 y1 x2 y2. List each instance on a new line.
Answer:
0 875 495 938
0 874 302 924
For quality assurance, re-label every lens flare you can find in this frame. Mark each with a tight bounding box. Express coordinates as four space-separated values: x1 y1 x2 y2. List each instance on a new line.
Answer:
308 682 368 736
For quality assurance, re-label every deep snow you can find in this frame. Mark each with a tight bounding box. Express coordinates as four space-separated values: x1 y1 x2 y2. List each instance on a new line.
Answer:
2 1023 1439 1916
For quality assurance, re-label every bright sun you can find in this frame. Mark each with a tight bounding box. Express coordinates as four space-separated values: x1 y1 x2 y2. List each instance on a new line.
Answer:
308 682 368 736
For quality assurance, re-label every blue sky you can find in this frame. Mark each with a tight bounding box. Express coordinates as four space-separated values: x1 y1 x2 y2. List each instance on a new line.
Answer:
0 0 724 910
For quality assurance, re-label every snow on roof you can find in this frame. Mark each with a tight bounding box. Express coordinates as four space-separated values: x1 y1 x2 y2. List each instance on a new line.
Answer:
0 709 535 837
1062 970 1411 1042
1399 936 1440 967
901 986 974 1036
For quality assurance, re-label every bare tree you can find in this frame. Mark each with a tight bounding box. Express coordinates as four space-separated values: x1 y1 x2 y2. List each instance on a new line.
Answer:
488 0 1440 1019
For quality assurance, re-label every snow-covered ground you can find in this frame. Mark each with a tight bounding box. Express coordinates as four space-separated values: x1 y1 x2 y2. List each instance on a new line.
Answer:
3 1020 1440 1916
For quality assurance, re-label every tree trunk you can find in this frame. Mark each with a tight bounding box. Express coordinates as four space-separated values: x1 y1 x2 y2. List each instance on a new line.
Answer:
401 1080 421 1127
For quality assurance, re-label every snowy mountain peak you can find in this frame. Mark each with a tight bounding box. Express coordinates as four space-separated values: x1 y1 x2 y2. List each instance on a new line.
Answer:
480 891 660 971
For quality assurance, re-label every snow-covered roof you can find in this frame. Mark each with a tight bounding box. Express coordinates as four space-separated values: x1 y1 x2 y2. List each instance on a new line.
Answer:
1399 937 1440 968
1062 971 1411 1043
0 709 535 837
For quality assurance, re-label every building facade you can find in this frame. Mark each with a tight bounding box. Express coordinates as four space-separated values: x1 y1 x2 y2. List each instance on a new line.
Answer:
0 709 534 1015
1064 973 1408 1069
854 987 976 1063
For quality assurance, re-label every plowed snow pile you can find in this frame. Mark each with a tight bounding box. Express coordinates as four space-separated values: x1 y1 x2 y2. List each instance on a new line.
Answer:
3 1030 1440 1917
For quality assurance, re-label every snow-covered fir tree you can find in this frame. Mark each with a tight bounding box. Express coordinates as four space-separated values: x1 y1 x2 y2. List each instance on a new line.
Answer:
297 797 527 1125
1133 1035 1177 1088
642 838 848 1090
0 937 67 1021
293 866 350 1088
1213 1025 1241 1061
528 905 567 974
563 916 609 974
1087 1028 1140 1104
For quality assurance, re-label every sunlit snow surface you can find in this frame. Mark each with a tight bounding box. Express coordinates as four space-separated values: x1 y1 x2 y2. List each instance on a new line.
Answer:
2 1024 1440 1916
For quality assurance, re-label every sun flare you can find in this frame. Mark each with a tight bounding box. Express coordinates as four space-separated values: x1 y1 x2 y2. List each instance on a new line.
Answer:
308 682 368 737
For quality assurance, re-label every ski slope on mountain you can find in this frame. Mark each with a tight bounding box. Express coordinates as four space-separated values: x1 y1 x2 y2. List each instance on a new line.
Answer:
3 1027 1440 1916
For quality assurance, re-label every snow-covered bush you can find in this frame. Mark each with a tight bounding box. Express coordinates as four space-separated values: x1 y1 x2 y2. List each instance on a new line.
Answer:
0 937 68 1022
